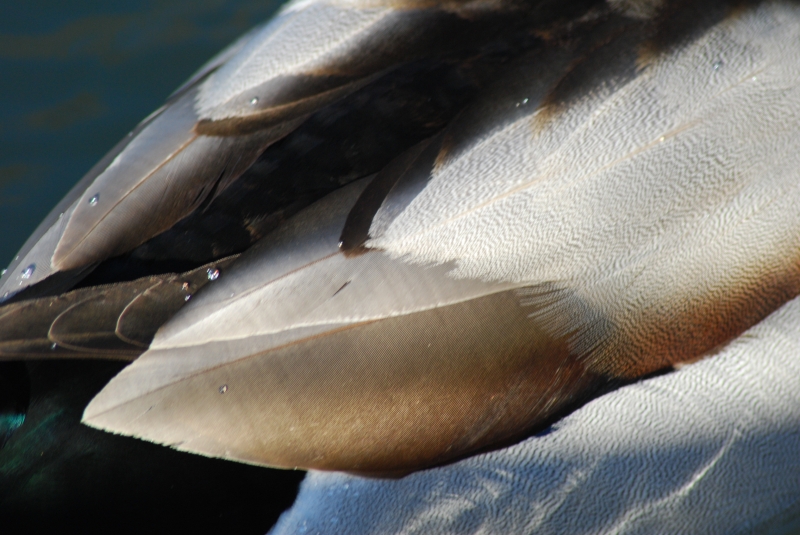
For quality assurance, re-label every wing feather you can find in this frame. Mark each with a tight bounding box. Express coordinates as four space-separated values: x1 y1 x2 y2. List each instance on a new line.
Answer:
84 2 800 474
0 257 238 360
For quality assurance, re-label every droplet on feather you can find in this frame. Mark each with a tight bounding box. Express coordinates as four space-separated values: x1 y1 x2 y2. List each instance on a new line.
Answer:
20 264 35 279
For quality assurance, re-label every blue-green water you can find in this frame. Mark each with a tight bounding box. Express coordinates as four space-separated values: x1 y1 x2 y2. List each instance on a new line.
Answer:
0 0 284 269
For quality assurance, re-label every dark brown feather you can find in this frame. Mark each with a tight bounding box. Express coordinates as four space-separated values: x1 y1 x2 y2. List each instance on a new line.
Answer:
0 256 239 360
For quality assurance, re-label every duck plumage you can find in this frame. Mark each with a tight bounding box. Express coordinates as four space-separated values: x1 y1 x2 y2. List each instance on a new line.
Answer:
1 0 800 532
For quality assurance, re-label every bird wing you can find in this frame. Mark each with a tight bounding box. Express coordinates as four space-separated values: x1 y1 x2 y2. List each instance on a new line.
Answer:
83 0 800 474
0 0 526 297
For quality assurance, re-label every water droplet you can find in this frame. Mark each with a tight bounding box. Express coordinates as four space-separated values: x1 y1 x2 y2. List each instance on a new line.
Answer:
752 76 757 82
88 194 99 206
51 343 57 350
184 294 192 301
1 268 6 276
181 282 190 292
58 212 64 219
337 241 344 248
219 384 228 394
2 292 7 299
207 268 220 281
713 60 723 71
250 97 259 105
522 98 529 104
21 264 35 279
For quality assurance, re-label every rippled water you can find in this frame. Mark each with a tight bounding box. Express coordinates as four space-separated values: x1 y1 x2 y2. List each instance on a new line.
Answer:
1 2 799 534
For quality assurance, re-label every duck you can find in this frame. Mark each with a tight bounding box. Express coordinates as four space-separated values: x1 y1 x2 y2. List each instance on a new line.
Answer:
1 0 800 532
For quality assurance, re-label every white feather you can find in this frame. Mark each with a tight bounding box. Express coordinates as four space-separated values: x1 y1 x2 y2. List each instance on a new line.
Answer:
196 2 393 119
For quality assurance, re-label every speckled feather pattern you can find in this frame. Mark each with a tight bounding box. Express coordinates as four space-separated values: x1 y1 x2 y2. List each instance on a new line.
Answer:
369 1 800 374
371 3 800 287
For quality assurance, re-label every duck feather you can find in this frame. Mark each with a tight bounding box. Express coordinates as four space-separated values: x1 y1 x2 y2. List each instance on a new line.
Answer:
82 0 800 475
1 0 800 529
